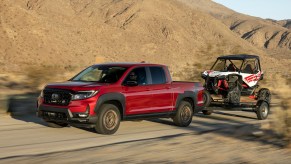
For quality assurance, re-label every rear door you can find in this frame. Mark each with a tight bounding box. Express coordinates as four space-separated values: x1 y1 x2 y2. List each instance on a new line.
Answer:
147 66 174 112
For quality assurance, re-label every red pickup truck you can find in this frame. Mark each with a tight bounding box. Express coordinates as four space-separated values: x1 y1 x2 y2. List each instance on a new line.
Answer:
37 63 204 134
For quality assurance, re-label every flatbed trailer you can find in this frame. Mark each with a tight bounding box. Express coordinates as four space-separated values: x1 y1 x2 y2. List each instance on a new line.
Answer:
202 94 270 120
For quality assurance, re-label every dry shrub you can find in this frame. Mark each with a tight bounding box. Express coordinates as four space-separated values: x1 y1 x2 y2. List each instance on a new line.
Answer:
172 62 212 82
270 75 291 147
24 65 81 91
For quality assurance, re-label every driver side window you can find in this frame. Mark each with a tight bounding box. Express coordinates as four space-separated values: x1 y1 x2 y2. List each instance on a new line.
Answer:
124 67 148 86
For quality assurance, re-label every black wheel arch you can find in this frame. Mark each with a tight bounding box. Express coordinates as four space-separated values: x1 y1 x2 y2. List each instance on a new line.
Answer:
95 92 125 119
175 91 199 113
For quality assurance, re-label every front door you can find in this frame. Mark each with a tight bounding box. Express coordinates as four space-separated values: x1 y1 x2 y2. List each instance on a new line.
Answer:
122 67 152 115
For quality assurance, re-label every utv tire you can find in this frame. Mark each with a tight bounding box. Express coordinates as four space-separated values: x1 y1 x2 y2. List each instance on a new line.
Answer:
203 90 212 107
202 110 213 115
95 104 121 135
257 88 271 103
173 101 193 127
256 101 269 120
46 122 68 128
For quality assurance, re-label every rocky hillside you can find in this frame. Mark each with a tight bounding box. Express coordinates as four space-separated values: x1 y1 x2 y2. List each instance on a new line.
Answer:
179 0 291 58
0 0 290 78
269 19 291 30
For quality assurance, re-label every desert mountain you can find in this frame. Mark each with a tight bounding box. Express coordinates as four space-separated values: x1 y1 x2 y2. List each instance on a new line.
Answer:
179 0 291 58
267 19 291 30
0 0 290 79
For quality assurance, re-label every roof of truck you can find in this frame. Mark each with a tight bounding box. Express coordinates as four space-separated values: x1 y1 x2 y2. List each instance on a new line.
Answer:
93 62 167 67
217 54 259 60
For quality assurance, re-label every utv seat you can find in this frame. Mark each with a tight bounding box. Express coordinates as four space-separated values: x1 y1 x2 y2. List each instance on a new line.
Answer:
243 64 253 74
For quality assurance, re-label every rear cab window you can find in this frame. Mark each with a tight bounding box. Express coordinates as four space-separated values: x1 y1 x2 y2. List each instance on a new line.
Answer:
149 67 167 84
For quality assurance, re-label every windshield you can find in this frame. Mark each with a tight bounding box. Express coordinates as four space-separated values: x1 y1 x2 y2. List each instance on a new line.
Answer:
211 59 243 72
71 65 128 83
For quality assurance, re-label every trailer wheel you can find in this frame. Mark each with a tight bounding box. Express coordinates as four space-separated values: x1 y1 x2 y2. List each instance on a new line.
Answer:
256 101 269 120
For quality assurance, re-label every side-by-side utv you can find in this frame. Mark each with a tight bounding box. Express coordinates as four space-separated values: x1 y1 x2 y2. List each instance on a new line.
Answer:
201 54 271 120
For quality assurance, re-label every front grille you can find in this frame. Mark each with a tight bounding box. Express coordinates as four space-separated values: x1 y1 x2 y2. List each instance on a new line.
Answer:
42 111 68 120
43 88 72 106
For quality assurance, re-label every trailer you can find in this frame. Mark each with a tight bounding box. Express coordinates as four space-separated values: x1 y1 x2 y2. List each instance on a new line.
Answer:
201 54 271 120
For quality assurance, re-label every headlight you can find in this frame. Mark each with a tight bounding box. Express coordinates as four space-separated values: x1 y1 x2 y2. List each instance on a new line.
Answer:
72 90 98 100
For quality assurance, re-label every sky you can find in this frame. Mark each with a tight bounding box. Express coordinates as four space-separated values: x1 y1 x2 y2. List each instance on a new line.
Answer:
213 0 291 20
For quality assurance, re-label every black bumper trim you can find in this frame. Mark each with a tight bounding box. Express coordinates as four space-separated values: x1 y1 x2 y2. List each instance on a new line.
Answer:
37 105 97 127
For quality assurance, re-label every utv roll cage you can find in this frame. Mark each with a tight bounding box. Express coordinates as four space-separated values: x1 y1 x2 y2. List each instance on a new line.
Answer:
210 54 262 73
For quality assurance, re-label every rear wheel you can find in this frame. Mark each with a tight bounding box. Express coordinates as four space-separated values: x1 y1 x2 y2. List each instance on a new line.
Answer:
173 101 193 127
256 101 269 120
95 104 121 135
46 122 68 128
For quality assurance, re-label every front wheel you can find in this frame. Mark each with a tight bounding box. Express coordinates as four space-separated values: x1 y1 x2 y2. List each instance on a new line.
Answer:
257 88 271 103
173 101 193 127
95 104 121 135
203 90 212 107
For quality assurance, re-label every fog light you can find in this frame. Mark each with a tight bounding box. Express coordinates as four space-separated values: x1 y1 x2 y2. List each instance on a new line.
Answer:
77 105 90 118
78 113 88 118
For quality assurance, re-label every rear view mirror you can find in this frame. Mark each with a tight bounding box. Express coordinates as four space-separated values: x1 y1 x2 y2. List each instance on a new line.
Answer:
125 81 138 86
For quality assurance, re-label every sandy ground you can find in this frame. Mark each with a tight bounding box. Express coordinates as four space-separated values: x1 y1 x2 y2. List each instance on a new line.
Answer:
4 130 290 164
0 107 290 164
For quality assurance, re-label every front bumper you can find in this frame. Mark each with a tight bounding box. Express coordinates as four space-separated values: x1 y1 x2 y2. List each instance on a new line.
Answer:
37 105 97 128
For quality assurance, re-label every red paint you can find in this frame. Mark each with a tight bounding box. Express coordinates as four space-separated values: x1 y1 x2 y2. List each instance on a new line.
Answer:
38 63 204 116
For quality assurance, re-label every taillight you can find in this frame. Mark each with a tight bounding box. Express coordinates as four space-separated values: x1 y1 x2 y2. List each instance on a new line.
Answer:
197 90 204 105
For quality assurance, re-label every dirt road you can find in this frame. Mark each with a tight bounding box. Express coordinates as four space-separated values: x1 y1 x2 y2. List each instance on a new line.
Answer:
1 110 290 163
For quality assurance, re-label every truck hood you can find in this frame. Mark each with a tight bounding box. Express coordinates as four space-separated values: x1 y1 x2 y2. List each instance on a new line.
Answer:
45 81 108 91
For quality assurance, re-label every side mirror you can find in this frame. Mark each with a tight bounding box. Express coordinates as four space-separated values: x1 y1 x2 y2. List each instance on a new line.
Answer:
125 81 138 86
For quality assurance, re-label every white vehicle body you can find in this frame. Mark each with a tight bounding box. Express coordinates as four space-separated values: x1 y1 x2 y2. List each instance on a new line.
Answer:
202 70 263 87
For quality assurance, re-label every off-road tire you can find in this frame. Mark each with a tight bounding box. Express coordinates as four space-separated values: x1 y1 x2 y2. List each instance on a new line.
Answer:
257 88 271 103
225 87 241 105
46 122 68 128
203 90 212 107
95 104 121 135
256 101 269 120
173 101 193 127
